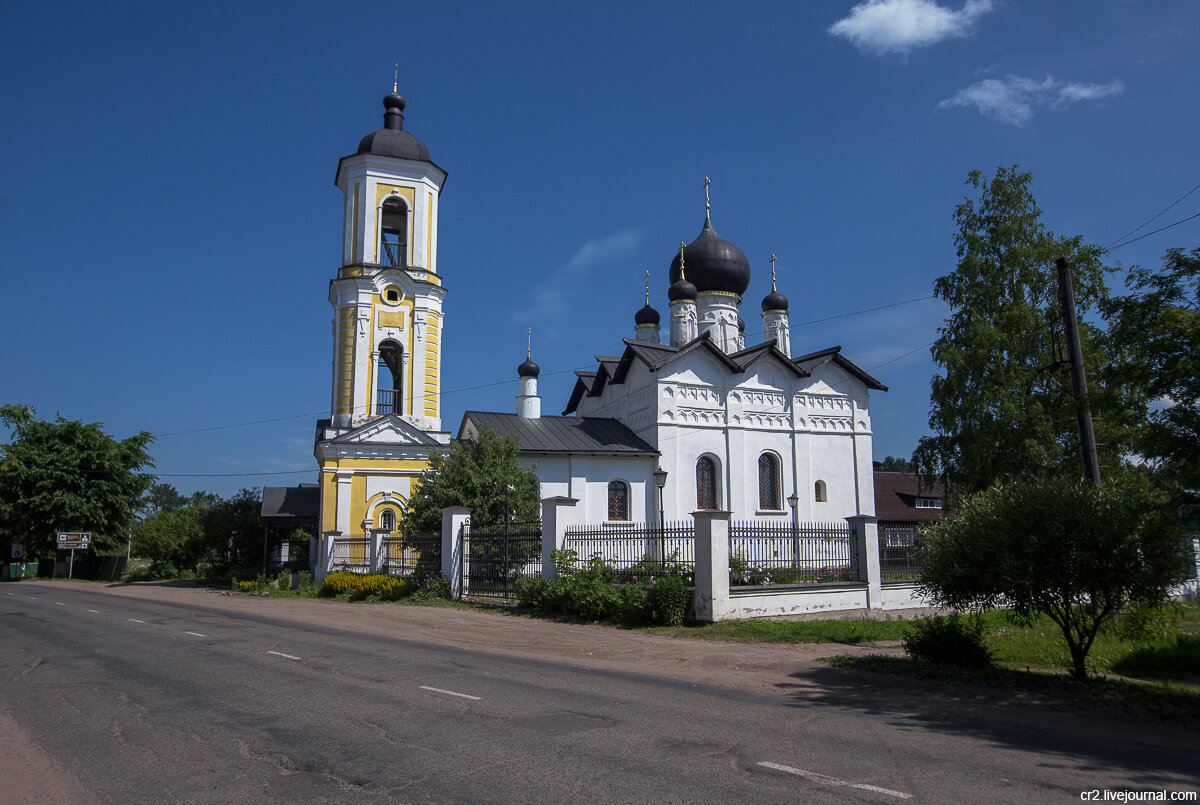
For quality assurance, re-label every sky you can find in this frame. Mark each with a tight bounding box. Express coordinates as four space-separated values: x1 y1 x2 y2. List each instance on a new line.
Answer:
2 0 1197 498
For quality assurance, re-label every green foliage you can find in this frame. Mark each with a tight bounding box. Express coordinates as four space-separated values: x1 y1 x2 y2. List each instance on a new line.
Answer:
409 573 452 602
0 405 154 557
876 456 915 472
1102 246 1200 489
133 504 209 577
318 571 407 601
402 426 539 539
201 488 263 570
1112 637 1200 680
647 575 691 626
917 473 1188 679
902 614 993 668
913 167 1138 496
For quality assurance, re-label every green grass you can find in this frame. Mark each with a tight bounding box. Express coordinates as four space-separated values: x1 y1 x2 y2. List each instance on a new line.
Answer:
637 617 911 644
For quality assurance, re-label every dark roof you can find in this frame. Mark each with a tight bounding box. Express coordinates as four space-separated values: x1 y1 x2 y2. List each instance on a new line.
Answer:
460 411 658 456
518 357 540 378
873 471 947 523
261 486 320 520
762 289 789 313
668 213 751 297
794 346 889 391
356 93 432 162
635 303 661 326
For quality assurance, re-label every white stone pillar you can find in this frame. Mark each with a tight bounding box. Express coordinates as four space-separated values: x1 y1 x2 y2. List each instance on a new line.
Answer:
846 515 882 609
692 510 732 623
441 506 471 599
517 375 541 419
540 496 579 578
370 528 388 573
669 301 697 346
319 530 342 581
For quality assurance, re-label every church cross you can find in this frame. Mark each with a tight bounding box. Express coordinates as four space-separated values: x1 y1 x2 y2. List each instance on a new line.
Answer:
704 176 710 213
678 241 687 280
393 63 399 93
527 327 532 358
644 270 650 304
770 254 777 292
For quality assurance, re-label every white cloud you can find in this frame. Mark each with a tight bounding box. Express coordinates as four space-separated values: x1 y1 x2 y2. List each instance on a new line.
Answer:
514 228 645 324
829 0 993 55
938 75 1124 125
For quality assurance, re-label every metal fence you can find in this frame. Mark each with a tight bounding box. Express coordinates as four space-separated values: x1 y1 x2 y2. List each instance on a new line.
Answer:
462 519 543 599
879 523 922 582
381 533 441 579
562 522 695 583
329 537 371 573
728 521 857 586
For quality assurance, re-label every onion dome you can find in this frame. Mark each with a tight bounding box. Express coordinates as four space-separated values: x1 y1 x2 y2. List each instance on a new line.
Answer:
635 303 660 326
668 213 751 297
762 289 789 313
737 316 746 333
517 356 540 378
668 275 697 302
356 93 432 162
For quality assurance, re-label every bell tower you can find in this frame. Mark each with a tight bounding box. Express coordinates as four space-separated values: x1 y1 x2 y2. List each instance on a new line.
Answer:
329 87 448 431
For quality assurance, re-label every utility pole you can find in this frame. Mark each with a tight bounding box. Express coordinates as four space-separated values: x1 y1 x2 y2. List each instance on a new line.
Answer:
1055 257 1101 484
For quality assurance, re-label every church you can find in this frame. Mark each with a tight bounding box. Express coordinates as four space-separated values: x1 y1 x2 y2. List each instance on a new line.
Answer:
308 88 887 570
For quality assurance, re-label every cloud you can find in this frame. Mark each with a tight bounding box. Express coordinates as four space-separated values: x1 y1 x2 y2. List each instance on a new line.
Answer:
829 0 993 55
514 228 645 325
938 75 1124 125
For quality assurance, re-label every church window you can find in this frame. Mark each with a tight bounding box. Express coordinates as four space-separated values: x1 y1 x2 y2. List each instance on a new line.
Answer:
758 453 782 510
814 480 828 503
376 339 404 415
385 287 400 303
379 196 408 268
379 508 396 532
607 480 629 521
696 456 719 510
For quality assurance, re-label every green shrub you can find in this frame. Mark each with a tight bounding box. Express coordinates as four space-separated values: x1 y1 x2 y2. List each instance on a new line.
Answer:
902 614 993 668
515 577 548 608
648 575 691 626
410 573 452 602
319 571 406 601
618 583 650 625
1111 636 1200 680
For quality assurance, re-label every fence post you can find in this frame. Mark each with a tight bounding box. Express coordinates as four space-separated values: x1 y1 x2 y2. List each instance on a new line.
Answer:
692 510 731 623
846 515 881 609
370 529 388 573
318 530 341 582
441 507 471 599
539 497 578 579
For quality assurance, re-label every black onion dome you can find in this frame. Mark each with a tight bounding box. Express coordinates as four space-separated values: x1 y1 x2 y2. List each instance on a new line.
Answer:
762 289 789 313
356 93 432 162
668 276 697 302
668 215 751 297
517 357 540 378
737 316 746 332
635 303 660 326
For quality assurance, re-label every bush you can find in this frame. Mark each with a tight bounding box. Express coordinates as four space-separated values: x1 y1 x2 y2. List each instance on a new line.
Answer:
902 614 993 668
410 573 452 602
648 575 691 626
319 571 406 601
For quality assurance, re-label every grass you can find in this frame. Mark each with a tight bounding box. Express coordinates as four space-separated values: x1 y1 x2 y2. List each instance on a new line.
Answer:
637 616 912 644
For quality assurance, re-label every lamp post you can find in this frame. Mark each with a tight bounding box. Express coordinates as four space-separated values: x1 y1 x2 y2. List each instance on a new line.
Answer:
787 492 799 569
652 467 668 564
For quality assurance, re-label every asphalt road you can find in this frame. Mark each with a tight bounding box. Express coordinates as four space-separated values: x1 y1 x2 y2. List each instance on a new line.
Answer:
1 581 1197 804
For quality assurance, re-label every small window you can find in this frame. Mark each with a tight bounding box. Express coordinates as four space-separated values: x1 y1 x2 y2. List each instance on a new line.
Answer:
379 509 396 531
697 456 718 510
814 480 827 503
915 498 942 509
385 288 400 303
607 480 629 521
758 453 781 510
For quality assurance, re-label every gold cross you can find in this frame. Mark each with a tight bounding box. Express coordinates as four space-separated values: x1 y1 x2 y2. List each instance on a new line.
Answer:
679 241 687 279
393 63 398 93
527 327 532 358
770 254 777 292
643 270 650 304
704 176 710 212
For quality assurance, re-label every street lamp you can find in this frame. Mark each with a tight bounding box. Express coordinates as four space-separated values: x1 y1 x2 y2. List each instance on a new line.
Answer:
652 468 668 563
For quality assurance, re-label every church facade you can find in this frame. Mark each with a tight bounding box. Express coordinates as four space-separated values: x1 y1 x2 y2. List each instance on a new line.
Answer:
459 201 887 529
312 91 452 563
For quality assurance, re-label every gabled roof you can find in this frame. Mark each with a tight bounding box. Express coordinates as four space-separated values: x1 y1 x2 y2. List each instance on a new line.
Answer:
873 471 947 522
319 414 446 448
459 411 659 456
261 486 320 520
794 346 888 392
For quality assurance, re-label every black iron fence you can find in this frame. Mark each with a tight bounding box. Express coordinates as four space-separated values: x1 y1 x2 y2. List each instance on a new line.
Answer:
381 533 440 579
879 523 922 582
728 521 857 586
463 519 542 599
329 537 371 573
561 522 695 583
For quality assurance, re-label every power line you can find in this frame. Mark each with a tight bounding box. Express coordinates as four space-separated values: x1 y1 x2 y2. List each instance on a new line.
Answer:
792 295 936 327
1108 210 1200 251
153 470 314 478
1105 182 1200 249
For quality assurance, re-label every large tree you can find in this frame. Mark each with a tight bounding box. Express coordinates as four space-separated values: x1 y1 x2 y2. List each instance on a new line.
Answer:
917 473 1186 680
1103 247 1200 489
0 404 154 557
914 166 1139 497
402 427 539 539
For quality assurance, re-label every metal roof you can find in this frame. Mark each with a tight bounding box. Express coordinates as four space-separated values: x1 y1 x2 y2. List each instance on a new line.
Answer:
460 411 658 456
261 486 320 520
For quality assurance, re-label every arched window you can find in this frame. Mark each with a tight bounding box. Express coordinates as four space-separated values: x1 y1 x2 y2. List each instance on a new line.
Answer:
379 509 396 532
814 480 828 503
607 480 629 521
758 453 781 510
696 456 718 510
379 197 408 267
377 340 404 415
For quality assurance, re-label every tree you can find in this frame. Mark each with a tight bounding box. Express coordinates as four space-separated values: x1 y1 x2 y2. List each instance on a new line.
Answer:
876 456 915 473
1103 247 1200 489
201 488 263 570
917 474 1187 680
913 166 1141 497
133 504 209 576
0 404 154 557
402 427 539 539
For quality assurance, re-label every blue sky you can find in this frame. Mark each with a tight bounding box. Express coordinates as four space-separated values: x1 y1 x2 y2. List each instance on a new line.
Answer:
2 0 1197 498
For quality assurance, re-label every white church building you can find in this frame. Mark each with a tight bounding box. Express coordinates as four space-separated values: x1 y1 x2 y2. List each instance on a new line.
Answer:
458 200 887 529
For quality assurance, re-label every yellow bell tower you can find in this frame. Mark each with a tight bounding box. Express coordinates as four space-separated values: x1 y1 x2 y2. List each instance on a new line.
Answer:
314 86 451 574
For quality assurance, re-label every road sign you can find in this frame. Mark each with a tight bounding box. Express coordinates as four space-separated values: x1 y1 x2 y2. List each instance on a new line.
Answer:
11 544 22 559
57 532 92 550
